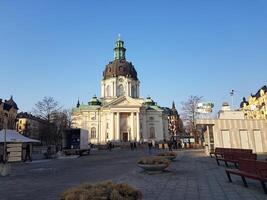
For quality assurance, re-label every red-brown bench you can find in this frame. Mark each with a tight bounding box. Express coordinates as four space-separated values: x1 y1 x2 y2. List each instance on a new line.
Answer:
216 152 257 167
225 159 267 194
210 147 252 158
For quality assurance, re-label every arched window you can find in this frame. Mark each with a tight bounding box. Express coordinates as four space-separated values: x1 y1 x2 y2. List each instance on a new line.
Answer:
118 84 124 96
106 85 111 97
150 127 155 139
91 127 96 139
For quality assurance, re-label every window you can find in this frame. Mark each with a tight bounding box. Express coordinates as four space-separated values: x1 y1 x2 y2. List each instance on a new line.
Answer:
106 85 111 97
117 84 124 96
91 127 96 139
150 127 155 139
149 117 154 121
131 85 136 97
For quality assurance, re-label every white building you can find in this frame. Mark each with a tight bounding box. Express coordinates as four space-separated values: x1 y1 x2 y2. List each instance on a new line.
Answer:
196 103 267 153
72 37 170 144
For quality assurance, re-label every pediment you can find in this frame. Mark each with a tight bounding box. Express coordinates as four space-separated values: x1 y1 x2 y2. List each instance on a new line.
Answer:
103 96 142 108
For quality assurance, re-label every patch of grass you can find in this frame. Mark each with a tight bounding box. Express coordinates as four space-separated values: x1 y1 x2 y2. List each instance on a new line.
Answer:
60 181 142 200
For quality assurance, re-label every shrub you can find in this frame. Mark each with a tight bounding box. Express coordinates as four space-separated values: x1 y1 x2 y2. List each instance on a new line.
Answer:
157 152 177 157
60 181 142 200
137 156 171 165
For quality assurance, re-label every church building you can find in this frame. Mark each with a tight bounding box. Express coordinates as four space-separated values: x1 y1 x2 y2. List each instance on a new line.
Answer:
72 37 170 144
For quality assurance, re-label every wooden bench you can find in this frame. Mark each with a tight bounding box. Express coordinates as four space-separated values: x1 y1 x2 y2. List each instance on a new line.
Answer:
225 159 267 194
216 152 257 167
210 147 252 158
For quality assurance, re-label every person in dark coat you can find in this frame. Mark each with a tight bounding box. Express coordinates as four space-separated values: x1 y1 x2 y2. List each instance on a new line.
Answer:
130 142 134 150
148 141 153 155
133 142 137 150
168 141 173 151
24 144 32 162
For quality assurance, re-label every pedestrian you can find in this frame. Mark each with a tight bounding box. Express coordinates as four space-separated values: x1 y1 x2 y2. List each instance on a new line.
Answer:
130 142 134 150
24 144 32 162
108 142 112 151
168 141 172 151
148 141 152 155
133 141 137 150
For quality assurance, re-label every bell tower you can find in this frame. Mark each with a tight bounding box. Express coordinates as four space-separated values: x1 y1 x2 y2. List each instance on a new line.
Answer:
114 35 126 60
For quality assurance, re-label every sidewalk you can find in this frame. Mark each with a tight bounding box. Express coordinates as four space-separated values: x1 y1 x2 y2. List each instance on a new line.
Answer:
0 149 266 200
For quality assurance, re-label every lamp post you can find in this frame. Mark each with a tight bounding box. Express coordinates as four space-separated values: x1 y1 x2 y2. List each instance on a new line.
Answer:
0 112 10 176
3 113 8 163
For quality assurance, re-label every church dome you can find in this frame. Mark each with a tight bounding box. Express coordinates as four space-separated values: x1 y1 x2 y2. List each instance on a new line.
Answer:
103 59 138 80
102 37 138 81
144 97 156 106
88 96 101 106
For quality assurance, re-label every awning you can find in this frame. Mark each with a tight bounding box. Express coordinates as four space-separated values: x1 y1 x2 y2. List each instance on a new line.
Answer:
0 129 40 143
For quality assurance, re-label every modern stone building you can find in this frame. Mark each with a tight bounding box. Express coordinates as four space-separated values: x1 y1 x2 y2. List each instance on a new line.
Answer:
240 85 267 120
197 103 267 153
72 38 170 144
0 96 18 130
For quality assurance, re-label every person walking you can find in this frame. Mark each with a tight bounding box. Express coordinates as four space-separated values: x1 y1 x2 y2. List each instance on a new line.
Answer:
108 141 112 151
168 140 173 151
148 141 152 155
24 144 32 162
130 142 134 150
133 141 137 150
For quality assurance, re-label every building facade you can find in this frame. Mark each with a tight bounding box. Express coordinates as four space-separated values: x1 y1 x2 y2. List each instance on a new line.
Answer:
16 112 42 139
240 85 267 120
167 102 184 137
72 38 170 144
197 103 267 153
0 96 18 130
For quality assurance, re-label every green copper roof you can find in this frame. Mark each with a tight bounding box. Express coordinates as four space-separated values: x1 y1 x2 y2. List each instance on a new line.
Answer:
114 36 126 60
89 96 101 106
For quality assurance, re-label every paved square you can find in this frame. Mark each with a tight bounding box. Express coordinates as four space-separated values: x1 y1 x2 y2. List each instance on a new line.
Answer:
0 149 266 200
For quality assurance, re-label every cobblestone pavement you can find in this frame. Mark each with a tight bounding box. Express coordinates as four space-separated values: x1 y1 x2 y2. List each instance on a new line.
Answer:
0 149 267 200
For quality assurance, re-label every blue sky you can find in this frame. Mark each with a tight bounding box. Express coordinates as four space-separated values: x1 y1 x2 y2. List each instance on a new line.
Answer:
0 0 266 113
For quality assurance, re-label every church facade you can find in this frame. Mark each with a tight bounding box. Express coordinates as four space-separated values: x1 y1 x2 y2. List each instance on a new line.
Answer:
72 38 170 144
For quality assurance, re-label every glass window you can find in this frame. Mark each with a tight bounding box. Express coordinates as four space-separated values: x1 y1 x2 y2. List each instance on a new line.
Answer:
91 127 96 139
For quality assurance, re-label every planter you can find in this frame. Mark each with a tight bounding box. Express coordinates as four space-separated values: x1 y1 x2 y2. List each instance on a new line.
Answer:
137 163 169 171
157 152 177 161
137 156 171 171
158 155 176 161
0 163 11 176
60 181 142 200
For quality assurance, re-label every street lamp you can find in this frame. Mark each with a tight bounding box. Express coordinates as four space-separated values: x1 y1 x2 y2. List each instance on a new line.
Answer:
3 113 8 163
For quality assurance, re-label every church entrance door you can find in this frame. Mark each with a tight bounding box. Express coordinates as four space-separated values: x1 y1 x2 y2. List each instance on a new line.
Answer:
122 132 128 142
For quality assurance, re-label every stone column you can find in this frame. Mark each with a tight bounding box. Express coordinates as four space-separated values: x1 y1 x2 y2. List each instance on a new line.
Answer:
129 82 132 97
131 112 134 141
111 113 114 140
114 80 117 97
206 125 210 154
137 83 140 98
136 112 140 141
104 84 106 98
116 112 120 141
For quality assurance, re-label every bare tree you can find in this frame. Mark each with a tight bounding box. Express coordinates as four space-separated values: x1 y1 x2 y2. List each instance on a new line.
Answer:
181 95 202 143
33 96 61 122
33 97 64 146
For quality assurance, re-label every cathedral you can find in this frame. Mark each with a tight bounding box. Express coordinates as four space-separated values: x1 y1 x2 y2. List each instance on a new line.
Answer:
72 37 171 144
